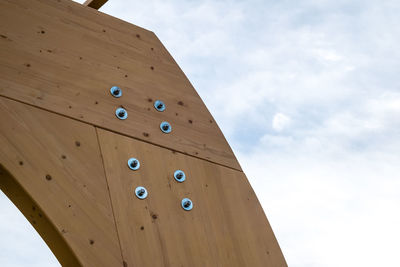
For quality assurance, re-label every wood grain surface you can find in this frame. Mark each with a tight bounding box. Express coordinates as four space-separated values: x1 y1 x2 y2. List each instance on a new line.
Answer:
0 97 122 266
0 1 287 266
0 96 286 267
0 0 240 170
98 128 286 267
0 164 81 267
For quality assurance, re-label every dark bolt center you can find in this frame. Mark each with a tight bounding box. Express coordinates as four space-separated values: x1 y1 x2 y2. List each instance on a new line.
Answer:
114 89 120 95
157 103 163 109
176 172 183 179
130 161 138 168
162 124 169 131
118 110 125 117
184 201 191 208
138 189 145 196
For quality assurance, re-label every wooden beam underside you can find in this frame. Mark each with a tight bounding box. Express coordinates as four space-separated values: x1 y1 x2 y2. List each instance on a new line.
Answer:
84 0 108 10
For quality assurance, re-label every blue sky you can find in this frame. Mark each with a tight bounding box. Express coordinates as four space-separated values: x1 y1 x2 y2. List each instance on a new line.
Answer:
1 0 400 266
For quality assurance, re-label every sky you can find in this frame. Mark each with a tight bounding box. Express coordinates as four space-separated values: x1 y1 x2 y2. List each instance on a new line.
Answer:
1 0 400 266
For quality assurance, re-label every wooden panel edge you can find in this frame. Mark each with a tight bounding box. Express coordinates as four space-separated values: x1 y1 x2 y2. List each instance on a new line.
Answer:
83 0 109 10
0 94 241 172
0 164 82 267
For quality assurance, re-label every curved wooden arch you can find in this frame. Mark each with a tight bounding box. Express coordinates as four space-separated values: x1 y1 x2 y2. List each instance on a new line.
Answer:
0 164 81 266
0 0 287 266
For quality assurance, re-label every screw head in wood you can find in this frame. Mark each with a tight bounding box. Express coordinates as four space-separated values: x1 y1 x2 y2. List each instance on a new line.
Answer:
127 158 140 170
154 100 166 112
160 121 171 133
174 170 186 182
181 198 193 211
110 86 122 98
115 107 128 120
135 186 148 199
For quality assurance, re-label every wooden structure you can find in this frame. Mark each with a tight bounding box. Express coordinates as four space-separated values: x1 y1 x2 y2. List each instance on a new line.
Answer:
83 0 108 10
0 0 287 266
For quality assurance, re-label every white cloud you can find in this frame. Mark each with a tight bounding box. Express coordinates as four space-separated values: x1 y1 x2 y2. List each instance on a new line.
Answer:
272 113 291 131
2 0 399 266
313 48 343 62
237 144 400 267
99 2 400 266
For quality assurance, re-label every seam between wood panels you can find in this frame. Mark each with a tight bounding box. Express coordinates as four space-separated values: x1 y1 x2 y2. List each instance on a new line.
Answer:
0 94 243 172
94 126 125 265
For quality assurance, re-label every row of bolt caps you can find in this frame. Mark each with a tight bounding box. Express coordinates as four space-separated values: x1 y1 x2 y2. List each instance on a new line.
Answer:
111 86 192 211
128 157 193 211
110 86 172 133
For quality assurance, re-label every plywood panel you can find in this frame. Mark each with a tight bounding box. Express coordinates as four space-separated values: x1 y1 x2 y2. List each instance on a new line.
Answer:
0 0 240 170
98 128 287 267
0 97 122 266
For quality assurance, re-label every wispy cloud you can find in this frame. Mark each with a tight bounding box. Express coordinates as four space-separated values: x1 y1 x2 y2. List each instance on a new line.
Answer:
100 1 400 266
1 0 399 266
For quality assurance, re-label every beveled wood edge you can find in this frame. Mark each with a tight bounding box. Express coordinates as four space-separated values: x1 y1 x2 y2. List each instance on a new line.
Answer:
83 0 109 10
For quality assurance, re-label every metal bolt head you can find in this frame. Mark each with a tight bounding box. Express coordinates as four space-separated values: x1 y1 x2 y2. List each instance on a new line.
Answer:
154 100 166 112
135 186 148 199
174 170 186 182
110 86 122 98
137 189 145 196
127 158 140 170
115 107 128 120
160 121 172 133
181 198 193 211
131 161 138 168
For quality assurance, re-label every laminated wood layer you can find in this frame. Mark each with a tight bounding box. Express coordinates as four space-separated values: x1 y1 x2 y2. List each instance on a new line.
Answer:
0 0 240 170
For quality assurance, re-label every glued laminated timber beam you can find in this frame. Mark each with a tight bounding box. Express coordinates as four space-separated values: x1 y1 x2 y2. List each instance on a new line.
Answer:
0 0 241 171
0 0 287 266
